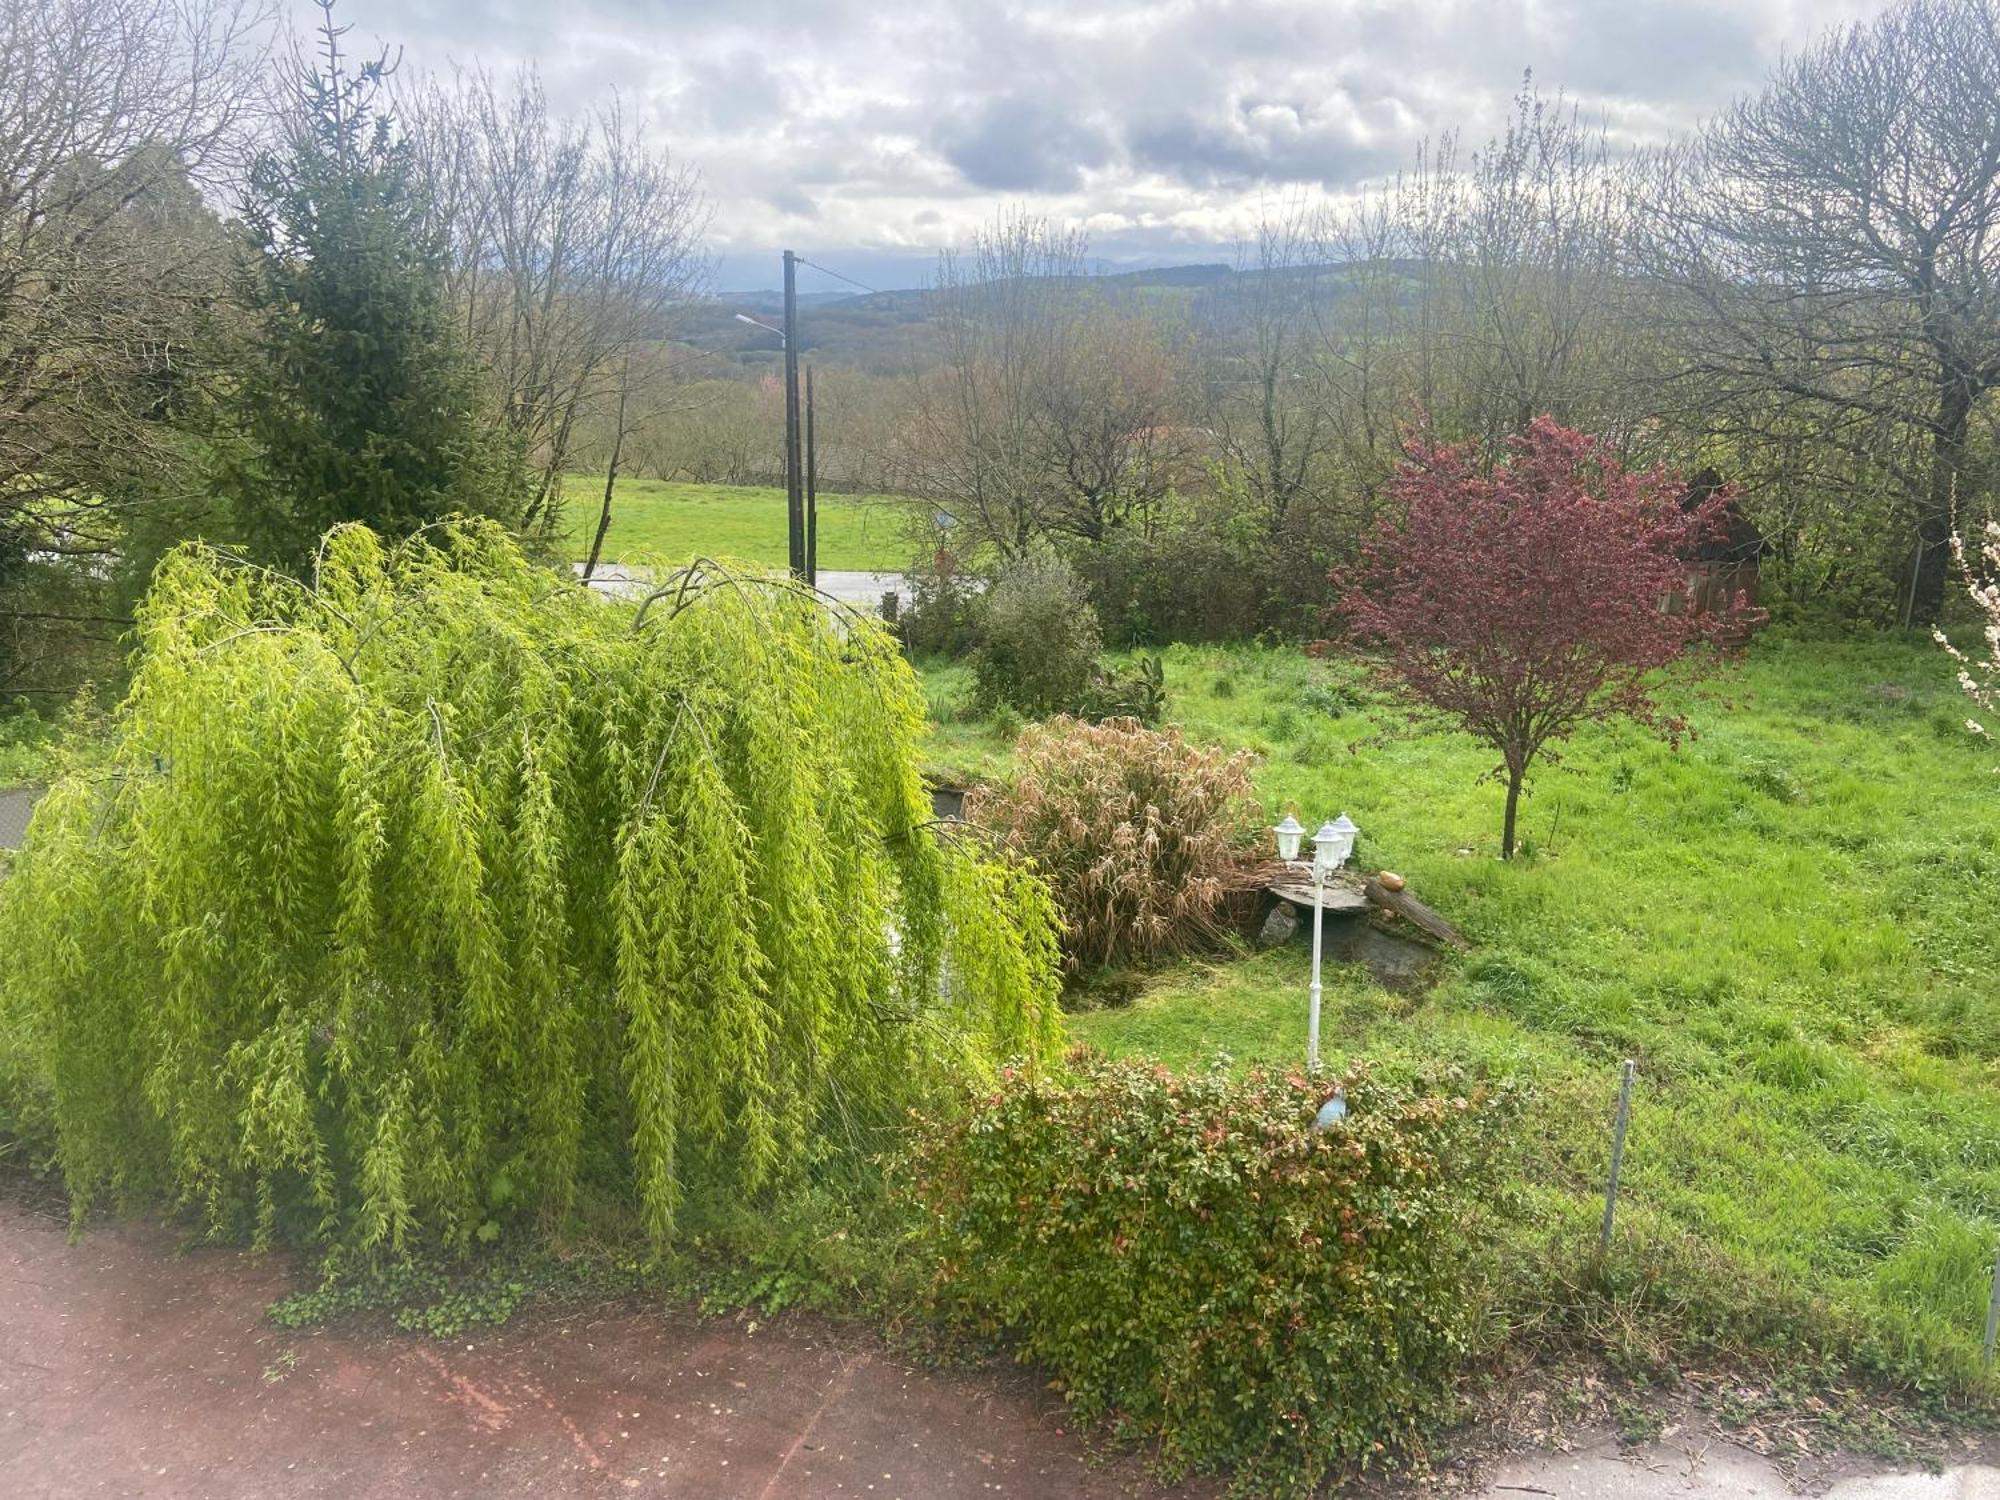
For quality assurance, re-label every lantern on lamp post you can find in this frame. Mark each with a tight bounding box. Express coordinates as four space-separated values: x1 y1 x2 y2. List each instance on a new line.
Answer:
1272 814 1304 864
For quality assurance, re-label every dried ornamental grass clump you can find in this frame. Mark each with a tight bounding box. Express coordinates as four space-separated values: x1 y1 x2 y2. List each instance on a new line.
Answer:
969 716 1257 973
0 522 1062 1252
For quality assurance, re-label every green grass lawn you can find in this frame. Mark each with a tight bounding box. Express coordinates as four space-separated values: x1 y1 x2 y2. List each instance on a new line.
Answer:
922 635 2000 1401
558 476 914 571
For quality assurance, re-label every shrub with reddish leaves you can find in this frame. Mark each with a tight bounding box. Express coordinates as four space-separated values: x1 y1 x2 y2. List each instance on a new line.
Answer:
903 1050 1521 1496
1341 416 1755 858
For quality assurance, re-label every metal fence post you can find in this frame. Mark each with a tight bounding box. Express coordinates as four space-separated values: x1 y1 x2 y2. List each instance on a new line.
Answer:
1597 1059 1636 1263
1984 1241 2000 1362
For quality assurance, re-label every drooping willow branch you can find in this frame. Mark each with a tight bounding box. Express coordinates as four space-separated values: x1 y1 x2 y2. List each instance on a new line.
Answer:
0 520 1062 1253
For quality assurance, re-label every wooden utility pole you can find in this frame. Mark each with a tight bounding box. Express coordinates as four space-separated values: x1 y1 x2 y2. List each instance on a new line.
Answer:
782 250 805 578
805 366 818 588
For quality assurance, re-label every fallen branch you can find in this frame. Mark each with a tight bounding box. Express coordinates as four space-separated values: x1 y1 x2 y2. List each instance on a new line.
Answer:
1363 877 1470 949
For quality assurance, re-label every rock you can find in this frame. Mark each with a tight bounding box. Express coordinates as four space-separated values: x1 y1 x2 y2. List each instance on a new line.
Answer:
1257 904 1299 948
1330 922 1439 992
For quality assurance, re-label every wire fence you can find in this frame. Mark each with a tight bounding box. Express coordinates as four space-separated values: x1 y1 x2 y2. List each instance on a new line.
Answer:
1594 1056 2000 1366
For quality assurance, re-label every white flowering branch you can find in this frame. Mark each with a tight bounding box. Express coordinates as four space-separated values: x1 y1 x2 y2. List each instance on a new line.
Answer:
1936 521 2000 739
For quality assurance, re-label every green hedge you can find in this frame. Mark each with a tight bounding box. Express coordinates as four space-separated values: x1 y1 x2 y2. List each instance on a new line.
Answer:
905 1051 1521 1496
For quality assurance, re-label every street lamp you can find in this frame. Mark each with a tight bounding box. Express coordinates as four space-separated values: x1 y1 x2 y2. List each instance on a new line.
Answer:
733 312 786 345
1274 811 1361 1074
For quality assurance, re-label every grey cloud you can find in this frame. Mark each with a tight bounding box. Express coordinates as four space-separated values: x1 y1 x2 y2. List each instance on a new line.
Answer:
1126 97 1400 191
680 50 792 132
940 95 1114 192
333 0 1895 265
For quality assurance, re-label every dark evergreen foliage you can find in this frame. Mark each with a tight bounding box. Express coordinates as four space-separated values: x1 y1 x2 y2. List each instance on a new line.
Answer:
219 6 524 567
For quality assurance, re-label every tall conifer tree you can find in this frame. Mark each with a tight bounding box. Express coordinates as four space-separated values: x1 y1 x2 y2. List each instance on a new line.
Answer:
223 2 522 567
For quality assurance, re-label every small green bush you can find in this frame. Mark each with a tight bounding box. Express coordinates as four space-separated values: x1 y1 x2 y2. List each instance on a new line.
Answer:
905 1052 1521 1495
971 554 1103 716
1081 653 1167 726
1066 488 1352 647
0 709 61 786
897 550 980 656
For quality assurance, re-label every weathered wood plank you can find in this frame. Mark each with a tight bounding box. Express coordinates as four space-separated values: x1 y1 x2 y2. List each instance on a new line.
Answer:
1363 878 1470 949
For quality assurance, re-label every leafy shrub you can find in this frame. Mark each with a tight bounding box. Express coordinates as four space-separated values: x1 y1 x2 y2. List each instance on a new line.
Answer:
969 716 1255 974
1299 672 1369 718
0 708 60 786
897 548 980 656
1068 487 1356 647
970 554 1103 715
904 1052 1522 1495
0 524 1063 1253
1081 653 1167 726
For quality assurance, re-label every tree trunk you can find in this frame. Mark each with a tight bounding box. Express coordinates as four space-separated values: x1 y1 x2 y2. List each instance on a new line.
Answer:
1909 372 1976 626
582 361 629 583
1501 768 1524 860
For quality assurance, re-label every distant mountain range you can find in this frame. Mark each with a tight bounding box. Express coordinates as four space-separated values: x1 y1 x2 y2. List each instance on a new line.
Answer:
687 262 1382 377
721 260 1239 310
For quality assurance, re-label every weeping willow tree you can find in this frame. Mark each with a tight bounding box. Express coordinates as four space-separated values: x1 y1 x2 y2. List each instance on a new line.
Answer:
0 520 1061 1252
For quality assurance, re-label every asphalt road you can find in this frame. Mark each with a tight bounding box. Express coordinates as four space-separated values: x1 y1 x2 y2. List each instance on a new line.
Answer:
579 563 907 614
0 784 39 849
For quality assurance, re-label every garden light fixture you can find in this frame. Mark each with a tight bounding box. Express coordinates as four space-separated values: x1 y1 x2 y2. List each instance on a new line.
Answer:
733 311 786 345
1310 819 1343 880
1310 1089 1349 1132
1272 814 1304 864
1321 814 1359 873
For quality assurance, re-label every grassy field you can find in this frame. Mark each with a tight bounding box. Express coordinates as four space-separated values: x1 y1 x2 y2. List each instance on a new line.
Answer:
0 713 61 788
558 476 913 571
922 636 2000 1402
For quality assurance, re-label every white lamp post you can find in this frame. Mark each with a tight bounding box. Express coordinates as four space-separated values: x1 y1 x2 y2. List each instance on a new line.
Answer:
1274 811 1361 1074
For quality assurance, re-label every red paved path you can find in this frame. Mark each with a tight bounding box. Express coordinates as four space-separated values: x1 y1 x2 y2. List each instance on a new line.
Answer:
0 1197 1201 1498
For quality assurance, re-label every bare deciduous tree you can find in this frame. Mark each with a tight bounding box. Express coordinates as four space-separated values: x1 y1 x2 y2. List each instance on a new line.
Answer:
1643 0 2000 623
899 214 1087 559
0 0 265 692
0 0 263 565
402 68 711 538
899 214 1185 558
1203 207 1335 532
1034 305 1188 542
1314 85 1645 472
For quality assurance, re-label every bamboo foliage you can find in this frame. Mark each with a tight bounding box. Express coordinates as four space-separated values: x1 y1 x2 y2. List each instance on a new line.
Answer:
0 521 1061 1250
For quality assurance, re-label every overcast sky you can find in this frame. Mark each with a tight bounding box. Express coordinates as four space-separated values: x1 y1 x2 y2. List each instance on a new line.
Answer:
335 0 1886 295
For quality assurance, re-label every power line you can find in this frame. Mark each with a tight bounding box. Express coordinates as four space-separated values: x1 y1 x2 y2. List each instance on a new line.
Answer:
793 256 880 297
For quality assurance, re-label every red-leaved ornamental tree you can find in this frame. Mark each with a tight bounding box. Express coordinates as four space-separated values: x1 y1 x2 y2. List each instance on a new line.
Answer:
1342 417 1749 859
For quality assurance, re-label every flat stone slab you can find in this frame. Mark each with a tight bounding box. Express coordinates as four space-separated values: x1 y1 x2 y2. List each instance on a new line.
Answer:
1481 1426 2000 1498
1265 877 1371 914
